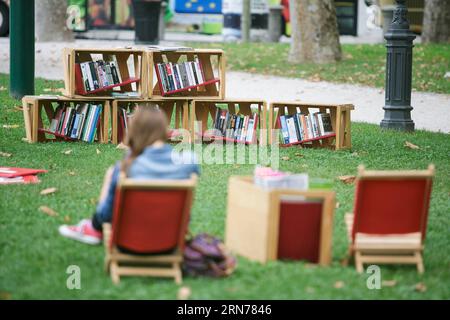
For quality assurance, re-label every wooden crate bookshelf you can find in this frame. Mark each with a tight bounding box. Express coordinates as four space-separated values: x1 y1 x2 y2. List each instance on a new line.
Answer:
63 48 148 99
111 99 191 145
148 49 225 100
268 101 354 150
190 99 267 144
22 95 110 144
225 176 335 265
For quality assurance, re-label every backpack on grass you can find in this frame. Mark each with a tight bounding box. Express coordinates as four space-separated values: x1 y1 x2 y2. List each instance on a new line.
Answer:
183 233 237 277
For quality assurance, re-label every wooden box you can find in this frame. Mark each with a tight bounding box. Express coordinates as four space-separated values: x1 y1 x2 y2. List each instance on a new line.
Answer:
225 176 335 265
63 48 148 99
22 95 111 144
148 49 225 100
268 101 354 150
111 99 191 144
190 99 267 144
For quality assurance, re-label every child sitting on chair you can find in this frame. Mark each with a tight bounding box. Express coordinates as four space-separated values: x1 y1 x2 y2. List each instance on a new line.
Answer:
59 105 199 245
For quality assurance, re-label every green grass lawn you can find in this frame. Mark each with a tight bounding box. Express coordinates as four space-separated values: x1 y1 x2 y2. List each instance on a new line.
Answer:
187 42 450 94
0 74 449 299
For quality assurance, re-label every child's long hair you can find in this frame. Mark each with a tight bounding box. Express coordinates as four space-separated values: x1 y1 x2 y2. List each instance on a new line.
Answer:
121 103 168 173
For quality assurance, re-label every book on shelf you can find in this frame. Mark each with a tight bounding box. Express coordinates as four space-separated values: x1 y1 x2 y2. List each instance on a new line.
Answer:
75 56 126 94
156 58 209 94
278 112 334 145
211 108 258 144
43 103 103 143
117 107 135 143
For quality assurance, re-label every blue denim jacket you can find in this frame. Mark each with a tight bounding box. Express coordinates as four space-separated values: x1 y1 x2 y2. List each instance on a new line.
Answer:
95 144 199 224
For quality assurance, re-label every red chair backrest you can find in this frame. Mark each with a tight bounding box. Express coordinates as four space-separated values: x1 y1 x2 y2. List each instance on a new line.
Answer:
352 177 433 242
111 183 193 253
277 200 323 263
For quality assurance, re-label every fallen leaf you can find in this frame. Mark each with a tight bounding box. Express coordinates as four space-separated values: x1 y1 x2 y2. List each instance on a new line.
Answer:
335 202 340 209
338 175 356 184
64 215 71 223
2 124 20 129
334 281 345 289
281 156 290 161
0 291 11 300
0 151 12 157
89 198 97 205
351 152 359 157
294 152 304 158
177 286 191 300
0 86 6 91
63 149 72 155
21 138 29 142
404 141 420 150
305 287 315 294
382 280 397 287
40 187 57 195
96 148 101 155
415 282 427 293
68 171 76 176
116 143 128 150
301 164 308 168
39 206 58 217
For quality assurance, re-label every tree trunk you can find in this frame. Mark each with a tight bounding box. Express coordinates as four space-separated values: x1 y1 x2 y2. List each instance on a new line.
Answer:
421 0 450 44
35 0 74 42
289 0 341 64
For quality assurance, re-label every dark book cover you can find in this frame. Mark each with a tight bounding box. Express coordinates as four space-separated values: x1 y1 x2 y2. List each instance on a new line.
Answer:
88 62 100 89
321 113 334 134
190 61 199 85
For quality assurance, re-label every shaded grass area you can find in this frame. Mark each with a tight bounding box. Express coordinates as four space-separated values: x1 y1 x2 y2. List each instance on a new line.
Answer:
0 74 449 299
187 42 450 94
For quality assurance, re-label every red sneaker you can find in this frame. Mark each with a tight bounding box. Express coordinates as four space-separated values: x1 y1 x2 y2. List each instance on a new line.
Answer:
59 219 102 245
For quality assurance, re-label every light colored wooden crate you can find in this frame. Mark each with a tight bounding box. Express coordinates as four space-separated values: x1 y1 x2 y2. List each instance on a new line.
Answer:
268 101 354 150
148 49 225 100
225 176 335 265
190 99 267 144
110 99 191 144
22 95 111 144
62 48 148 99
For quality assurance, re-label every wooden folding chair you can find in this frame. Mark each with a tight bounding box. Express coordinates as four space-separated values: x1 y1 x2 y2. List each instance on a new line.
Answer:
103 173 197 284
345 165 434 273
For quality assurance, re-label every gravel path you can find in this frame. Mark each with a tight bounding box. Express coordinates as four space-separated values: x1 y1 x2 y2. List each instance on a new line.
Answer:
1 38 448 133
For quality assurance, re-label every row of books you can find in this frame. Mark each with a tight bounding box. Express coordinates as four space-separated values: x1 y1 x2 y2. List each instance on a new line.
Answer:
156 58 206 94
75 57 123 93
48 103 103 142
213 108 259 144
279 112 334 145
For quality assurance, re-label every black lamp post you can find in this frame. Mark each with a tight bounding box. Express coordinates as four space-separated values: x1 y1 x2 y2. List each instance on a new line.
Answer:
380 0 415 131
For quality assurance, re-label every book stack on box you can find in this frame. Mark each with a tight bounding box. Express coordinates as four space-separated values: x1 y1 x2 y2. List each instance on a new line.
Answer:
279 112 334 145
211 108 259 144
46 103 103 142
75 56 124 94
0 167 47 185
156 58 208 94
254 166 309 191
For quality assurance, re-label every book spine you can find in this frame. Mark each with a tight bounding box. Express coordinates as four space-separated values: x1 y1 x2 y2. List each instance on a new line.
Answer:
196 57 206 83
190 61 199 85
286 116 298 144
279 115 289 144
293 113 301 142
187 62 196 85
112 56 123 83
194 58 204 84
156 64 167 93
70 113 80 138
88 62 99 90
89 105 101 142
175 64 184 89
75 63 86 95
